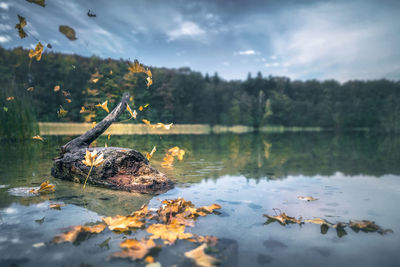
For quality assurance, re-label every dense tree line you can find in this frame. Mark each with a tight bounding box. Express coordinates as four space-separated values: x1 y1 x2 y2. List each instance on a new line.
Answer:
1 46 400 133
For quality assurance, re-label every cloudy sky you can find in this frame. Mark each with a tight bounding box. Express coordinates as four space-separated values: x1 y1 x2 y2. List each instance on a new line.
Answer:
0 0 399 81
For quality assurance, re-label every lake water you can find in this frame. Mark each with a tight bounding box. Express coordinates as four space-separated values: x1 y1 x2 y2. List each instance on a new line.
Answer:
1 132 400 267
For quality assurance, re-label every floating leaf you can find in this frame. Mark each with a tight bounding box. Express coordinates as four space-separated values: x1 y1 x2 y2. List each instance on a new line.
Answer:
57 106 68 117
52 224 105 244
29 42 44 61
264 211 303 225
96 100 109 113
112 238 156 260
54 85 60 92
107 133 111 140
59 25 77 41
15 15 27 39
128 59 152 87
349 220 393 235
26 0 45 7
29 181 55 194
146 146 156 161
49 203 65 210
146 223 193 245
27 87 34 92
6 96 15 101
102 214 145 232
184 243 219 267
298 196 318 201
32 135 44 141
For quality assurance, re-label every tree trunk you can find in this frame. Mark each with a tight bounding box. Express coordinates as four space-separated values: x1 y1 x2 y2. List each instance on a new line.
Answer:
51 92 173 194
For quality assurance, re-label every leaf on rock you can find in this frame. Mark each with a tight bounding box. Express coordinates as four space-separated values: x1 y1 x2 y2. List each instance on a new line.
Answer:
27 87 34 92
15 15 27 39
80 106 87 113
26 0 46 7
184 243 220 267
32 135 44 141
59 25 77 41
298 196 318 201
82 149 104 167
29 42 44 61
96 100 109 113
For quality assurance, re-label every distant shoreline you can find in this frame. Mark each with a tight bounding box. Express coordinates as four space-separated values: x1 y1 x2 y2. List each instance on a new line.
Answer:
38 122 370 135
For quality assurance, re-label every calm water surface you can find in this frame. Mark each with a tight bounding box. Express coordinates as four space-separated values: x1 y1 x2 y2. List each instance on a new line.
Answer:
0 133 400 267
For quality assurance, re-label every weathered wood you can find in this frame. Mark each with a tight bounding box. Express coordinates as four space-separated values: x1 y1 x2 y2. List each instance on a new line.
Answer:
52 92 173 194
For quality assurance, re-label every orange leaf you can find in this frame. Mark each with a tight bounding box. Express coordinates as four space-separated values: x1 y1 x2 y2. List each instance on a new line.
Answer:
28 42 44 61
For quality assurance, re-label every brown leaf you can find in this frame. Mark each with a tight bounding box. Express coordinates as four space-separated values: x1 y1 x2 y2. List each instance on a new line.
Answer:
96 100 110 113
52 224 106 244
102 214 145 232
15 15 27 39
29 181 55 194
112 238 156 260
184 243 220 267
27 87 34 92
59 25 77 41
298 196 318 201
26 0 45 7
29 42 44 61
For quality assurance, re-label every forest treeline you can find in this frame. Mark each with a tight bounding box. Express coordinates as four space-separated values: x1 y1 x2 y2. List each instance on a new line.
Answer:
1 46 400 136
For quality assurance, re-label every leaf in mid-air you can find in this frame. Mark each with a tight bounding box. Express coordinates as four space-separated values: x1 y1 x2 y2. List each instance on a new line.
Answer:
32 135 44 141
59 25 77 40
139 106 143 111
6 96 14 101
128 59 153 87
29 42 44 61
264 211 303 225
15 15 27 39
65 98 72 103
57 106 68 117
126 104 137 119
96 100 110 113
146 76 153 87
146 223 193 245
82 149 104 168
184 243 220 267
27 87 34 92
146 146 156 160
54 85 60 92
26 0 46 7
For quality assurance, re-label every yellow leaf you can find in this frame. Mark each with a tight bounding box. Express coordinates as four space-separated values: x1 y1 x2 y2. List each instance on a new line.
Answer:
15 15 27 39
27 87 34 92
54 85 60 92
28 42 44 61
139 106 143 111
298 196 318 201
107 133 111 140
126 104 137 119
59 25 77 41
57 106 68 117
113 238 156 260
30 181 55 194
146 146 156 161
184 243 219 267
32 135 44 141
83 112 96 122
96 100 110 113
91 121 96 128
49 203 65 210
146 76 153 87
52 224 106 244
82 149 104 168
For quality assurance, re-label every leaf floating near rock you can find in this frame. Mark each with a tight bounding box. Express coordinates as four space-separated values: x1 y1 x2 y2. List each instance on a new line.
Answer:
128 59 153 88
59 25 77 41
184 243 220 267
29 181 55 194
26 0 46 7
46 43 52 48
96 100 110 113
29 42 44 61
298 196 318 201
112 238 157 260
349 220 393 235
87 10 96 18
49 203 65 210
15 15 27 39
264 211 303 226
32 135 44 141
102 214 145 232
146 223 193 245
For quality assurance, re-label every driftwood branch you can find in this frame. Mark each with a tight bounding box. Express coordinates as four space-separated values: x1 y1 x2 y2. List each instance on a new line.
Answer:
61 92 130 154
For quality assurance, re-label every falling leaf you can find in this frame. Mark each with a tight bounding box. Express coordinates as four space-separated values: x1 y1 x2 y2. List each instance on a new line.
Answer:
49 203 65 210
146 146 157 161
298 196 318 201
57 106 68 117
15 15 27 39
29 181 55 194
27 87 34 92
62 90 70 97
80 106 87 113
26 0 45 7
162 154 174 166
147 223 193 245
264 211 303 225
128 59 152 87
112 238 156 260
52 224 106 244
91 122 96 128
107 133 111 140
46 43 52 48
83 112 96 122
6 96 15 101
91 78 99 83
3 107 8 112
184 243 220 267
126 104 137 119
29 42 44 61
139 106 144 111
32 135 44 141
65 98 72 103
54 85 60 92
146 76 153 87
96 100 110 113
144 255 155 263
144 103 150 108
59 25 77 41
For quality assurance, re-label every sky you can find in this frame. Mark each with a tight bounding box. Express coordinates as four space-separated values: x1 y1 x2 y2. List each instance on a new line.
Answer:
0 0 399 82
